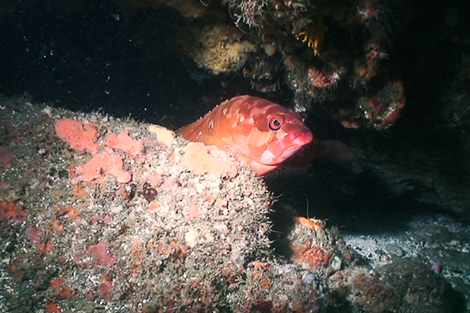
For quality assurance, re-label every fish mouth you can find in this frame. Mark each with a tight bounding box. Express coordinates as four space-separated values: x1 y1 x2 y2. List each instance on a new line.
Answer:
276 127 313 160
260 126 313 165
287 127 313 148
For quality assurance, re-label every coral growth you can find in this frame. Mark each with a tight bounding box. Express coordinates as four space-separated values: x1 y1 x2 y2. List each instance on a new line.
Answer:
0 201 28 223
291 240 331 270
293 15 329 55
0 92 466 312
176 22 256 75
339 80 405 128
166 0 405 128
82 242 115 267
174 142 239 177
328 261 461 313
3 97 303 312
284 215 354 276
148 124 176 148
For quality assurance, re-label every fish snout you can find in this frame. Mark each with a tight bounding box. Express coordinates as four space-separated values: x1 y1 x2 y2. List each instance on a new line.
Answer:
263 126 313 164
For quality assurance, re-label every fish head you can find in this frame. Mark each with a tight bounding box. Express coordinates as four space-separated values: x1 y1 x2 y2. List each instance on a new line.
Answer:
230 96 313 174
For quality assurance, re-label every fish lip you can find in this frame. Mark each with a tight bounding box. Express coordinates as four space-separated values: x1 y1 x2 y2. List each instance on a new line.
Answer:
277 127 313 159
290 127 313 145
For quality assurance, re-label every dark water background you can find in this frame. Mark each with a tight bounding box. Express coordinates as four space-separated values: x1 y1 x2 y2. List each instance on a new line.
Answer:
0 1 230 128
1 0 469 225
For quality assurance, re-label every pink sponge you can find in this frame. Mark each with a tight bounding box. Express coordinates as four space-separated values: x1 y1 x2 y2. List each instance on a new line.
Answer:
0 148 15 166
55 119 99 154
75 152 131 183
105 129 142 157
84 242 115 267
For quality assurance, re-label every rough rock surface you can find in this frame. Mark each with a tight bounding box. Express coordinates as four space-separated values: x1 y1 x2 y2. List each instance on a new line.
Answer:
0 96 467 312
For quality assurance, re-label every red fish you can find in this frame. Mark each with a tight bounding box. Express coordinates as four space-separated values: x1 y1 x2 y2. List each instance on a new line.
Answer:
178 95 313 175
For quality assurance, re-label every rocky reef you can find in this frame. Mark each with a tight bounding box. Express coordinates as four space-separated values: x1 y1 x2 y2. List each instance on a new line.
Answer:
164 0 406 129
1 0 470 312
0 95 466 312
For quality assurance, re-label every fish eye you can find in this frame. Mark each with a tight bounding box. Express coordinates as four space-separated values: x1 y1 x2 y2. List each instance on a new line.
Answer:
268 115 285 131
